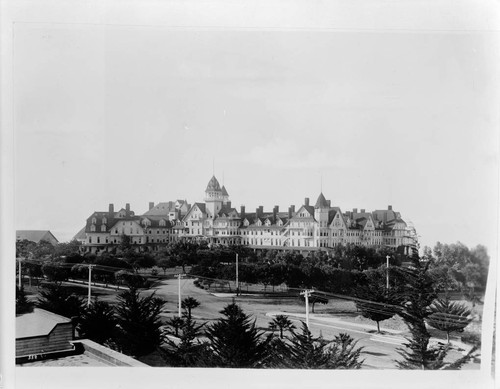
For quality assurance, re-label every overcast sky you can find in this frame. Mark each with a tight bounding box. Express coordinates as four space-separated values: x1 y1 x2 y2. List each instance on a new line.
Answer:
13 14 499 253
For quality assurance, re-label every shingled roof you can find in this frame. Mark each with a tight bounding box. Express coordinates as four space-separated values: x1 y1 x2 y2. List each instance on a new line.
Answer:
143 201 177 216
314 193 329 208
16 230 59 244
221 185 229 196
205 176 222 192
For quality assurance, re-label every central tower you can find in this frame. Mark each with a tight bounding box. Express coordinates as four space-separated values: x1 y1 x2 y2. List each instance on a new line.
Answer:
204 175 224 217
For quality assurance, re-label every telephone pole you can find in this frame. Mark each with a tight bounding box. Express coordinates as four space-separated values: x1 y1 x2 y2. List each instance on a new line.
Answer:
236 253 239 296
17 258 22 289
178 273 183 317
386 255 390 290
300 289 315 329
87 264 96 307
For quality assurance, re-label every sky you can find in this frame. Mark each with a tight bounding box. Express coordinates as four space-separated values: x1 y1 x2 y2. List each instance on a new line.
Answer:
12 10 500 254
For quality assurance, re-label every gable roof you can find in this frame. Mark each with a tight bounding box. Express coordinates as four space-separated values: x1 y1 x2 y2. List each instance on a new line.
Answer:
73 227 87 240
16 308 71 339
327 207 343 224
143 201 177 216
16 230 59 244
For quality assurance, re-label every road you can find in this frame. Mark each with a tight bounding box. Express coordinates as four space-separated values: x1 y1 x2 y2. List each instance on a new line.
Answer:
149 278 413 369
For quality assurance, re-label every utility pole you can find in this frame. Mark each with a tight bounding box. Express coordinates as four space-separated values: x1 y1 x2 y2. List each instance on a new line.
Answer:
236 253 239 296
386 255 390 290
87 264 95 307
300 289 315 329
178 273 182 318
18 259 22 289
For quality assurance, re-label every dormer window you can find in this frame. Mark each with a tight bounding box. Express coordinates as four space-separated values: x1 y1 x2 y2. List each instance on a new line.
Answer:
101 225 106 232
102 217 107 225
91 217 97 224
159 219 166 227
90 225 96 232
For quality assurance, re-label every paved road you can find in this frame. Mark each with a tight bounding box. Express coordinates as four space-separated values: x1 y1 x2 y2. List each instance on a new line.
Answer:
149 278 412 369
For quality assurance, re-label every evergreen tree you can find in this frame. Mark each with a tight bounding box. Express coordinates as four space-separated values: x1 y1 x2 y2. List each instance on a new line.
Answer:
205 302 270 368
166 316 184 337
16 286 33 315
161 315 209 367
354 269 402 333
36 284 84 318
115 288 166 357
78 299 117 345
274 322 363 369
396 253 475 369
427 297 472 343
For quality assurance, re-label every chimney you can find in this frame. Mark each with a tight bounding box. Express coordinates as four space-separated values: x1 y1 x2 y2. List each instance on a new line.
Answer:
305 197 309 206
227 201 232 209
327 200 331 207
361 209 365 213
126 203 130 216
273 205 278 219
240 205 245 218
353 208 357 214
149 202 154 210
109 203 114 218
288 206 292 219
259 206 263 217
256 207 260 218
388 205 393 211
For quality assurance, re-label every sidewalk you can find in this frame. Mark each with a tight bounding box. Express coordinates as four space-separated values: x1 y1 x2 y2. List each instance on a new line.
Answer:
266 311 403 335
266 311 476 356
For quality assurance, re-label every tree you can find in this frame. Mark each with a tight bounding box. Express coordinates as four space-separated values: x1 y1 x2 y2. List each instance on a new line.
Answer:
54 240 82 258
16 239 37 259
32 240 56 258
78 299 117 345
205 302 270 368
396 253 476 369
300 292 329 313
115 288 166 357
268 315 295 339
426 297 472 343
181 296 200 320
161 315 208 367
16 286 33 314
157 258 172 275
41 262 70 285
36 284 84 319
166 316 185 338
354 269 401 333
273 322 363 369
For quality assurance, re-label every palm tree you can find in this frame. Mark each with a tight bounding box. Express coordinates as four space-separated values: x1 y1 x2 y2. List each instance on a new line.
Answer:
268 315 295 339
181 296 200 320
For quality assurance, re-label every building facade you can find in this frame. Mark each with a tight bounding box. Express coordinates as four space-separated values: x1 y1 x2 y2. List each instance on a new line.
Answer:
80 175 416 254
